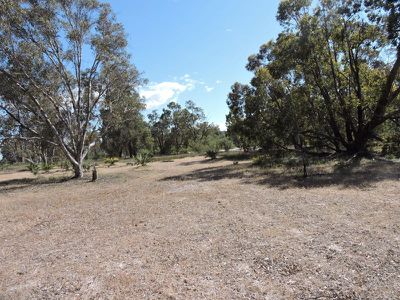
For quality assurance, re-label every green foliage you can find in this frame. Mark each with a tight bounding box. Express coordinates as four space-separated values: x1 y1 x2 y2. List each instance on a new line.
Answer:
27 163 40 175
41 163 54 173
219 136 234 152
100 92 152 158
205 150 218 160
134 150 153 166
104 157 119 167
227 0 400 158
148 101 219 155
0 162 9 171
252 155 274 167
0 0 141 178
203 135 222 160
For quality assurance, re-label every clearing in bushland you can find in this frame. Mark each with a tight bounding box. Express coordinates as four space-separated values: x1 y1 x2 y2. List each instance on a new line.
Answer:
0 156 399 299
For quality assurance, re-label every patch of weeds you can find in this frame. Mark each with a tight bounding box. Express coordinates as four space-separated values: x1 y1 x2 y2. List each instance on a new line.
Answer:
134 150 153 166
27 163 40 175
205 150 218 160
41 163 54 173
104 157 119 167
0 162 11 171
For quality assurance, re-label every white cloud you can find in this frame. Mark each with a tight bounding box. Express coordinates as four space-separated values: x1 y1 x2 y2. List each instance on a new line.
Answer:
141 82 188 109
141 74 202 109
205 85 214 92
140 74 222 109
226 28 233 32
180 74 204 89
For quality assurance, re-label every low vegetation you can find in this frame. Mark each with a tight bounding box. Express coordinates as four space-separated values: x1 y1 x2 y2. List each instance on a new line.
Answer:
134 150 153 166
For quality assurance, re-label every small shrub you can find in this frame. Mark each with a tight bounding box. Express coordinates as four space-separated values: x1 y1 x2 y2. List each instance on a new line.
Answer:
252 155 272 167
41 163 54 173
134 150 152 166
27 163 40 175
104 157 119 167
0 162 8 171
219 137 234 152
205 150 218 160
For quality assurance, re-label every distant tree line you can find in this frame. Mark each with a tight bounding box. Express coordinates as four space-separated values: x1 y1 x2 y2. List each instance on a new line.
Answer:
148 100 231 155
227 0 400 158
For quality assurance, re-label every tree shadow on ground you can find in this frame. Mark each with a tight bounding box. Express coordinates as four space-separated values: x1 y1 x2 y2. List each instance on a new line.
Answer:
162 159 399 190
178 152 254 167
0 176 73 193
179 158 224 166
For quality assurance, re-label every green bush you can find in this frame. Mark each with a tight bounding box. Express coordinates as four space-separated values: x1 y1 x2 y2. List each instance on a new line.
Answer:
41 163 54 173
0 162 8 171
205 150 218 160
27 163 40 175
219 136 234 152
134 150 153 166
252 155 273 167
104 157 119 167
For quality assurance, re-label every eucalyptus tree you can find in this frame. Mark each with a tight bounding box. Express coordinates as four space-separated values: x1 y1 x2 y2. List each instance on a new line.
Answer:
148 101 214 155
148 109 173 155
0 0 141 177
228 0 400 155
100 90 152 158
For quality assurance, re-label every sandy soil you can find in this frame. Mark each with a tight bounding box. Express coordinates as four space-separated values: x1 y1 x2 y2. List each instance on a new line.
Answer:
0 156 399 299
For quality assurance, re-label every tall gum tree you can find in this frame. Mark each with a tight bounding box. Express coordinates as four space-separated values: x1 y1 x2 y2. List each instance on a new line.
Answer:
236 0 400 155
0 0 140 177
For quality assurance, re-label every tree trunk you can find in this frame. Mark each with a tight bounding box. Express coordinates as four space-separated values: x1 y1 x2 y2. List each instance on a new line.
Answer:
71 154 84 178
128 143 134 158
345 131 370 156
72 163 83 178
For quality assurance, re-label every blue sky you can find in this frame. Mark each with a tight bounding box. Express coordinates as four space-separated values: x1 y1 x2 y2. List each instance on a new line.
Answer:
107 0 282 130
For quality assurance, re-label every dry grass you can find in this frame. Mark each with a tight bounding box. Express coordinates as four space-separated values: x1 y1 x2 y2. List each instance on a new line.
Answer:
0 156 399 299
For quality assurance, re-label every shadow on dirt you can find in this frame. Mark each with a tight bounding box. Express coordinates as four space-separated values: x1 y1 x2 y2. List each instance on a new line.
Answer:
179 158 224 166
163 159 400 190
0 176 73 193
179 152 254 167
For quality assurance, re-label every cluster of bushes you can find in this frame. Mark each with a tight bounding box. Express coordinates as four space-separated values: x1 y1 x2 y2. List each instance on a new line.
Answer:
104 157 119 167
134 150 153 166
27 162 55 175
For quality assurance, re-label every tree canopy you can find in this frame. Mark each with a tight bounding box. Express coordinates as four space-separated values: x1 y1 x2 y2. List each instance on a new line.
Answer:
0 0 141 177
227 0 400 156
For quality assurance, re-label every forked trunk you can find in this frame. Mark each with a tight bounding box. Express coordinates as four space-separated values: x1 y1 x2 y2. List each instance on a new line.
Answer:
72 163 84 178
71 154 84 178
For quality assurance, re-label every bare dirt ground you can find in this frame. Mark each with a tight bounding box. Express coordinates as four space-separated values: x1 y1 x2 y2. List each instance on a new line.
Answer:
0 156 399 299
